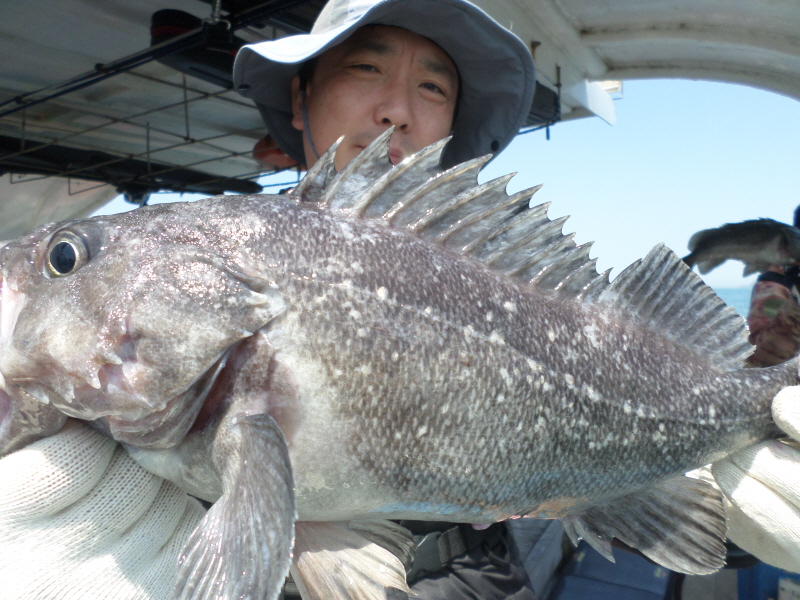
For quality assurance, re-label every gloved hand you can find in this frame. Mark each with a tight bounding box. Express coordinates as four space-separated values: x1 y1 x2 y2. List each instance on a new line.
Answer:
711 386 800 573
0 420 205 599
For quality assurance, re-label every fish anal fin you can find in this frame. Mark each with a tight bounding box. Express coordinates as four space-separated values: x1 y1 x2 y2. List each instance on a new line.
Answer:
561 475 727 575
291 520 413 600
174 413 295 600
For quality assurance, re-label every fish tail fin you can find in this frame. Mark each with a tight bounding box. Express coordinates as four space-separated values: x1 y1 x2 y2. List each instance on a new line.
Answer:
290 520 413 600
174 413 295 600
562 474 727 575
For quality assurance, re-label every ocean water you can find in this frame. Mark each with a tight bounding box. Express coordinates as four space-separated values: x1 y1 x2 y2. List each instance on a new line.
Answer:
713 287 752 319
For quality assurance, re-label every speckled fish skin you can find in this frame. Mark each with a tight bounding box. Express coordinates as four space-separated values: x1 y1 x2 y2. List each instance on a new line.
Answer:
165 195 793 522
0 132 798 584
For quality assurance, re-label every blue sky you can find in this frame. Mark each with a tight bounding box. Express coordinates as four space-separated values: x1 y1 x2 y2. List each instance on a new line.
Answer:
94 78 800 291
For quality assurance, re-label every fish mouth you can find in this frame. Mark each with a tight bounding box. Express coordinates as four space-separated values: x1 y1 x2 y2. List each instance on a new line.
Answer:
0 267 239 451
0 274 24 381
99 349 232 448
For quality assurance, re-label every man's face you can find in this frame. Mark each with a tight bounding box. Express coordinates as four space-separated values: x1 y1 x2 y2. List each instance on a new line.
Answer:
291 26 459 171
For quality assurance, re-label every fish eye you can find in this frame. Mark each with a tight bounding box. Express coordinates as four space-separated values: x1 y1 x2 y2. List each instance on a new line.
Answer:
49 241 77 274
44 229 96 278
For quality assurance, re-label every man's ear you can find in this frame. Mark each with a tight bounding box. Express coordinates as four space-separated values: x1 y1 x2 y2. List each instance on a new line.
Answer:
290 76 304 132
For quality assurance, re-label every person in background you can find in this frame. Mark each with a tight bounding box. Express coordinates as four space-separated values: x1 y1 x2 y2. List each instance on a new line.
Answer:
746 206 800 367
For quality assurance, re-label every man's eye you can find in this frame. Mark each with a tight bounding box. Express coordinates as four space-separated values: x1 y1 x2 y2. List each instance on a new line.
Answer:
421 82 445 95
353 64 378 73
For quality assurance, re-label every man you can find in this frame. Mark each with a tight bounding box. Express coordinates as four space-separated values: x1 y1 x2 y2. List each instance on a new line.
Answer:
232 0 534 172
234 1 539 597
2 2 800 599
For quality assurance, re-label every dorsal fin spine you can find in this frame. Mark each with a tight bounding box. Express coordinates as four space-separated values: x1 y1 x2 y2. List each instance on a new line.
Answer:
383 155 490 224
441 187 537 248
410 174 516 234
480 210 567 267
290 136 342 204
510 231 577 281
352 136 450 217
472 199 553 264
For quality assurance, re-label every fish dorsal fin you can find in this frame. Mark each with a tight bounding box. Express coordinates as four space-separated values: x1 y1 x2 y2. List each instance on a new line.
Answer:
323 128 395 210
306 133 609 296
290 136 342 205
598 244 753 371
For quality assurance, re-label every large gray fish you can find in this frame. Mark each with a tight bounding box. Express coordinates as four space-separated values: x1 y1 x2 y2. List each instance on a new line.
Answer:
683 218 800 275
0 129 797 600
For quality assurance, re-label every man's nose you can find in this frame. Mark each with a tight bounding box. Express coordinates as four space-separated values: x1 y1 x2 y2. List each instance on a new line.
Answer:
374 79 413 131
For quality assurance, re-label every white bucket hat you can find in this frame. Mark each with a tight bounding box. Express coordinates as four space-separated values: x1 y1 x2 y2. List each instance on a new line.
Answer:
233 0 535 168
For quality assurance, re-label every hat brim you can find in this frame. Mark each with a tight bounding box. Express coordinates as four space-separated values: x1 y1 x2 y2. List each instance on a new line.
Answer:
233 0 535 168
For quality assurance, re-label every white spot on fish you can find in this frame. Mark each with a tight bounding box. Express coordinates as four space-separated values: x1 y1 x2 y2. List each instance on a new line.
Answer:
526 359 542 372
547 330 556 342
417 425 428 438
485 311 494 322
358 365 372 375
503 301 516 313
377 286 388 300
357 328 367 337
391 352 399 362
709 406 716 419
583 325 601 348
489 331 505 345
564 373 574 387
349 309 361 320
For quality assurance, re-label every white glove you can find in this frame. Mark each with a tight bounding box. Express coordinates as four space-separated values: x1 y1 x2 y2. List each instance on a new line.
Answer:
0 420 205 600
711 386 800 573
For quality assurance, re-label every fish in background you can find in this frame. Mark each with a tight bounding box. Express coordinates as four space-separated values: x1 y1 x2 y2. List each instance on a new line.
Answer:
683 218 800 275
0 129 796 600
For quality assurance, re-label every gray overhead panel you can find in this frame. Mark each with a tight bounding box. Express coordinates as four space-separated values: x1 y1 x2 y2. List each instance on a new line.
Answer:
0 0 323 229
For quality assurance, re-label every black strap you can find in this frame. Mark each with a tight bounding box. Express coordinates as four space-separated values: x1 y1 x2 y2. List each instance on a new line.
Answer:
407 523 504 583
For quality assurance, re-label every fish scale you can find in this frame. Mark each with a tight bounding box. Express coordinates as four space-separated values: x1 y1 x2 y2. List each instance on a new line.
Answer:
0 128 797 600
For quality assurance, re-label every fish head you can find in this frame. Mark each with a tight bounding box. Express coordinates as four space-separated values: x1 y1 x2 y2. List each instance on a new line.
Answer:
0 204 285 451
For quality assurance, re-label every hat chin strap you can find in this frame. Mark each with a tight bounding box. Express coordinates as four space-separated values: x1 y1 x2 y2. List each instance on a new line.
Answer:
300 86 321 161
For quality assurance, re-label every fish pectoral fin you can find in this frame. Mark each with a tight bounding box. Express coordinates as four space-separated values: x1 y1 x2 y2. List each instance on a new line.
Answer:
0 387 67 457
174 413 296 600
290 520 414 600
560 474 727 575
